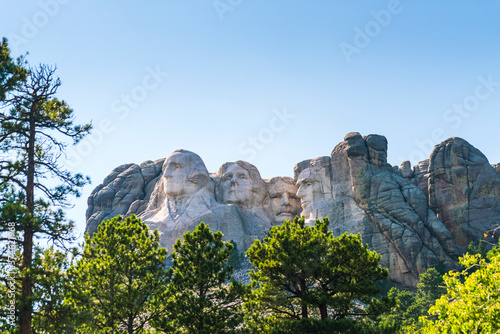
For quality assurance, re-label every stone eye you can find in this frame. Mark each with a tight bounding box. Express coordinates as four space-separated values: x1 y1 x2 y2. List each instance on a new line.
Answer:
169 162 182 170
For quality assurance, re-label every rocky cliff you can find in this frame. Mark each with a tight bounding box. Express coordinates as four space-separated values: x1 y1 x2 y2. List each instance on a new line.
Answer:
85 134 500 288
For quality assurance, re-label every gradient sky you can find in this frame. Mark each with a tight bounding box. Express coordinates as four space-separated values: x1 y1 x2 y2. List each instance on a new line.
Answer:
1 1 499 240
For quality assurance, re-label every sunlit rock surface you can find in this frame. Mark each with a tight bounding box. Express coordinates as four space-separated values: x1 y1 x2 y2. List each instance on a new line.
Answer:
86 134 500 288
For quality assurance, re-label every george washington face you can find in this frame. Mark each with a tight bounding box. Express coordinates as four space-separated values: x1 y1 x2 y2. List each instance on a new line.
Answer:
162 150 208 199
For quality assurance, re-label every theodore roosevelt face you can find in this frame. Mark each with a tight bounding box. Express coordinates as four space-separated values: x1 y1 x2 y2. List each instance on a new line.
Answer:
268 177 301 223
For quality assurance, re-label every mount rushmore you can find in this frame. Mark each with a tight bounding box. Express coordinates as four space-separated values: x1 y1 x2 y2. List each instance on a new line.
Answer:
85 133 500 288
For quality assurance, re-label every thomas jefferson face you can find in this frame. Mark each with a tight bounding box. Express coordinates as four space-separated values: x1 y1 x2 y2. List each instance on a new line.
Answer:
269 178 301 222
163 151 203 198
220 164 252 205
296 168 319 215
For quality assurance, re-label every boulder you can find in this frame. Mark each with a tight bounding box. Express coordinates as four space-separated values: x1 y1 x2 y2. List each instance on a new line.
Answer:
427 138 500 247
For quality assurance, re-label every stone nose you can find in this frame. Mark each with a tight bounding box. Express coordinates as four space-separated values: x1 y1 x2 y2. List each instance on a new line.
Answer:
163 168 173 178
296 186 304 198
230 176 238 186
281 193 290 205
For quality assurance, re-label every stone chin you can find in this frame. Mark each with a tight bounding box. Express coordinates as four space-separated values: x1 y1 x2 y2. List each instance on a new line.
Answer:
300 200 311 210
300 204 313 218
164 186 184 198
224 188 251 205
164 181 199 199
275 212 296 222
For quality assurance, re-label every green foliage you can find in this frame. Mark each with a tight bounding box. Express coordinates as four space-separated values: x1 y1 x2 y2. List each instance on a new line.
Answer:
0 39 92 332
245 216 393 333
0 247 21 333
31 247 76 334
377 266 447 332
377 288 416 330
68 215 168 334
0 37 26 101
467 239 489 258
152 222 247 334
0 245 76 334
227 240 244 269
420 247 500 333
254 317 397 334
415 267 446 312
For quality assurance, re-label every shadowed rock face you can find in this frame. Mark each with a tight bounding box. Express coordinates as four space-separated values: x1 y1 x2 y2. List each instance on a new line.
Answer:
85 159 164 235
85 134 500 288
426 138 500 247
294 133 458 287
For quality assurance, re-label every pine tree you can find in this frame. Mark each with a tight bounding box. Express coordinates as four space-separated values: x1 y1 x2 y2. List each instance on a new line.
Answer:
152 222 247 334
0 37 26 101
227 240 244 269
0 38 27 331
415 268 446 309
31 246 77 333
245 216 392 333
68 215 168 334
0 40 91 333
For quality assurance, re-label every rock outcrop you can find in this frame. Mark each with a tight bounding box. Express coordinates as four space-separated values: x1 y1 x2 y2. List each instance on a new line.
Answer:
426 138 500 247
294 133 458 287
85 134 500 288
85 159 164 235
493 163 500 176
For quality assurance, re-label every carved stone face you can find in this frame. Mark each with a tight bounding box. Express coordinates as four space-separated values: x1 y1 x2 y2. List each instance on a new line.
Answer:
220 164 252 206
268 177 301 222
162 151 207 198
296 168 320 216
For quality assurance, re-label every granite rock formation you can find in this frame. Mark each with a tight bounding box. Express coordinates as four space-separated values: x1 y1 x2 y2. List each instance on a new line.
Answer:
138 150 255 252
424 138 500 247
85 134 500 288
85 158 164 235
493 163 500 176
265 176 301 225
296 133 458 287
213 161 274 242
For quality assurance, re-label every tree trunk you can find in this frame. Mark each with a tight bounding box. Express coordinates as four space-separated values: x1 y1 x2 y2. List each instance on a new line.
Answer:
128 275 133 334
300 278 308 319
20 106 36 334
128 314 133 334
319 304 328 321
19 227 33 333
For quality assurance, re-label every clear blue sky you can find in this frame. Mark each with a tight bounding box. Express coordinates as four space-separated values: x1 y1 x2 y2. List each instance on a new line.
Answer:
2 1 500 240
